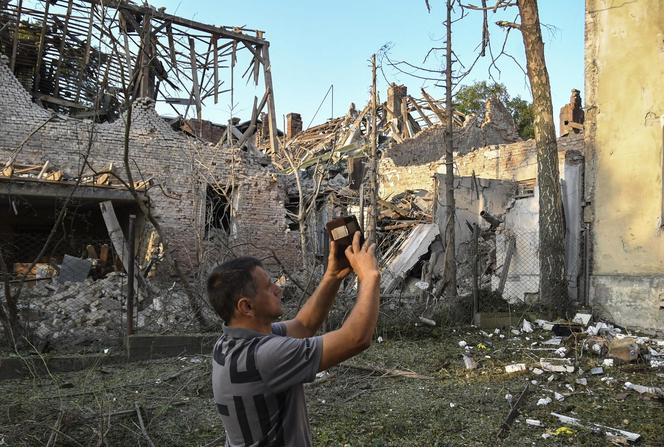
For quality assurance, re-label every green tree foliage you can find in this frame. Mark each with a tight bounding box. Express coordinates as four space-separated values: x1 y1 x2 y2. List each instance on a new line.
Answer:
506 96 535 140
455 81 535 139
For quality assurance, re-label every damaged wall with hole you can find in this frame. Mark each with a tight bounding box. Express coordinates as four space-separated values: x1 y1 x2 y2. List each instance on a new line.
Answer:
584 0 664 333
435 135 585 303
0 54 301 281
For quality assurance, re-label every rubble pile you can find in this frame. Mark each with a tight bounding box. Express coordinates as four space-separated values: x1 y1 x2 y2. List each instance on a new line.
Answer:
7 273 199 347
456 313 664 443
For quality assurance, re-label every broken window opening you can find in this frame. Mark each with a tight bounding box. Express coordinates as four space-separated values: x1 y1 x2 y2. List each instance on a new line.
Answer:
205 184 232 237
516 178 536 199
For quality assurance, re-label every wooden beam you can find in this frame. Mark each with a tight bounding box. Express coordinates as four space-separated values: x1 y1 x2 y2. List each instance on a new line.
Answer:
34 94 88 109
188 37 202 120
33 0 50 92
75 4 96 102
82 0 267 46
166 21 178 70
241 41 264 64
253 45 260 85
261 44 279 153
10 0 23 73
53 0 74 97
213 36 219 104
139 13 153 98
230 126 256 152
99 201 147 295
497 235 516 296
420 88 446 123
408 95 433 126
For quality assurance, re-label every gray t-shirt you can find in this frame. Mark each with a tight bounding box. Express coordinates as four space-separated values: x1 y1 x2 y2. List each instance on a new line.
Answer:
212 322 323 447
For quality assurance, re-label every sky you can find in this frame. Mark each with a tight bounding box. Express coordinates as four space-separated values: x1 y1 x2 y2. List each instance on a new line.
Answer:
148 0 586 134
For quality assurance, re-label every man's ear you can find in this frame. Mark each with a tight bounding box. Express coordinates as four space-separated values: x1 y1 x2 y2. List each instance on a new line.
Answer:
236 297 254 317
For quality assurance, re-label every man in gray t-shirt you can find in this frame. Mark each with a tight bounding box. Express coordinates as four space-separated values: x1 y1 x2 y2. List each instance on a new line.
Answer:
208 232 380 446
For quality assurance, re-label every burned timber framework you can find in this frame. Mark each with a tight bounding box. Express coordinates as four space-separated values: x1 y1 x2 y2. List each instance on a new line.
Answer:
0 0 280 152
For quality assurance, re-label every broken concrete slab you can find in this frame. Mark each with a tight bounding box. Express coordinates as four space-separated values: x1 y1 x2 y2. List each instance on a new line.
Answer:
540 358 574 373
572 312 592 326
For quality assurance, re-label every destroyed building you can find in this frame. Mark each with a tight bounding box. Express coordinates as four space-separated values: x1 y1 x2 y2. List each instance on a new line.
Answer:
0 0 662 347
0 0 303 291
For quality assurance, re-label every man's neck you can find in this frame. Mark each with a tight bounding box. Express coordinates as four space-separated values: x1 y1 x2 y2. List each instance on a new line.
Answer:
227 319 272 334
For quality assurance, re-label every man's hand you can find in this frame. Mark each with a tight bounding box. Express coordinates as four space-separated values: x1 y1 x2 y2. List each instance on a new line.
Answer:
324 240 353 281
345 231 379 283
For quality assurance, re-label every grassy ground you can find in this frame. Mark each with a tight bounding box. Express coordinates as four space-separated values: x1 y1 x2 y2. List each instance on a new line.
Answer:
0 326 662 446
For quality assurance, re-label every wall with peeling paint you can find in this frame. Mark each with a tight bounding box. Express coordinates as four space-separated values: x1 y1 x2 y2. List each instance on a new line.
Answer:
585 0 664 333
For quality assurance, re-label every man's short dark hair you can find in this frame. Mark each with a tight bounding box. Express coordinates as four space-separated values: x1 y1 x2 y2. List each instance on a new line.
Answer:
207 257 263 323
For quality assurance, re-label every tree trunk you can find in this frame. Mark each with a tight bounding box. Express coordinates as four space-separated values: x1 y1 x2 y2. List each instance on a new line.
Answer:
443 0 457 297
518 0 568 314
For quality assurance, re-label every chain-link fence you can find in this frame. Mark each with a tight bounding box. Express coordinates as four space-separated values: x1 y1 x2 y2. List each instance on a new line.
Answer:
0 232 115 281
457 226 541 311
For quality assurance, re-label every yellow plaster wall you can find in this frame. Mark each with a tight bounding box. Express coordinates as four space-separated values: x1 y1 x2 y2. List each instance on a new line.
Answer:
588 0 664 275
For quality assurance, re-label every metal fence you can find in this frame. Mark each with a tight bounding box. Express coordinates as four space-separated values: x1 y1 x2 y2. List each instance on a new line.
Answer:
0 232 115 281
463 226 542 310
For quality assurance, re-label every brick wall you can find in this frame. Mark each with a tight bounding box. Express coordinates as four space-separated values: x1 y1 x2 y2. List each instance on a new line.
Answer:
380 131 584 199
0 55 301 276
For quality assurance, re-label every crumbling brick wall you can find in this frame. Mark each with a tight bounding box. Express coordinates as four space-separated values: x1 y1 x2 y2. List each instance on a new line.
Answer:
380 133 584 199
0 55 301 276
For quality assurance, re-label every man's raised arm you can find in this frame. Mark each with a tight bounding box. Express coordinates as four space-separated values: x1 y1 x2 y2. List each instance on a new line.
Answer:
282 237 352 338
319 232 380 371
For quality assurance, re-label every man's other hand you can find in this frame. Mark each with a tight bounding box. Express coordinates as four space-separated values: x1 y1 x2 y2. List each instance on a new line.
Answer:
345 231 379 283
325 240 353 280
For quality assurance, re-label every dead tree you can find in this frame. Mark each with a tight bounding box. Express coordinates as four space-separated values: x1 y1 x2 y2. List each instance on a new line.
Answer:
442 0 458 297
516 0 567 313
282 148 325 269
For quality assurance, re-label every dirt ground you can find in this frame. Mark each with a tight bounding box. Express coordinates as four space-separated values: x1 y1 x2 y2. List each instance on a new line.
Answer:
1 325 663 446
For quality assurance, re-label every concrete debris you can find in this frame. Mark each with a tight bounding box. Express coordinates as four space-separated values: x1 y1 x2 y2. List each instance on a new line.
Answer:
576 378 588 386
583 336 609 356
591 367 604 375
572 313 592 326
554 392 565 401
535 320 554 331
536 397 552 406
505 363 527 374
540 358 575 373
521 319 533 333
554 347 568 358
623 382 664 398
463 354 477 370
603 358 614 367
542 336 564 346
11 273 201 346
532 368 544 375
458 340 468 348
526 419 544 427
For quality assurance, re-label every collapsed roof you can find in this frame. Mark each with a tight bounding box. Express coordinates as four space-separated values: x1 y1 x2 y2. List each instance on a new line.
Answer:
0 0 280 151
